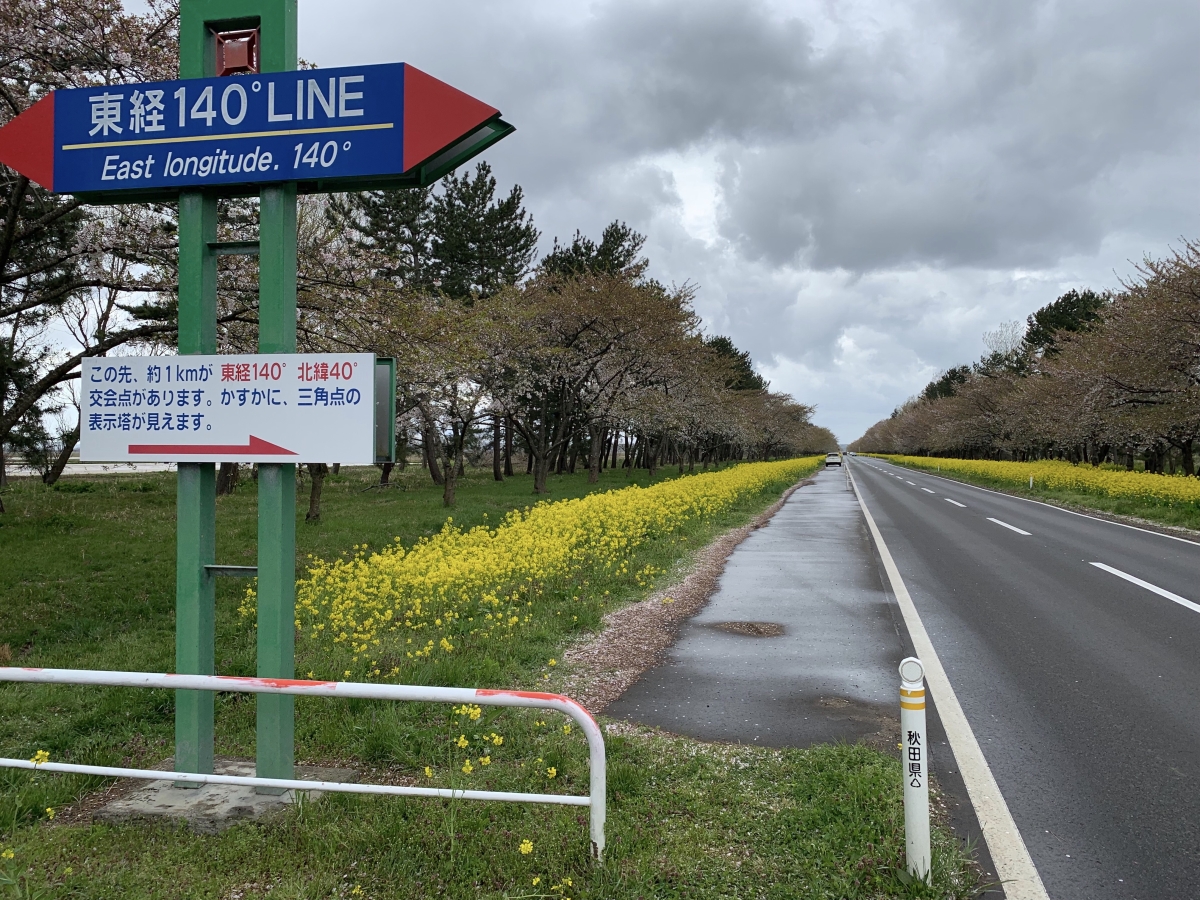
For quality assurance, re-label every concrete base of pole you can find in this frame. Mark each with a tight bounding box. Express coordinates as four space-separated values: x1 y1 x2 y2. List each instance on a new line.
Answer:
93 757 356 834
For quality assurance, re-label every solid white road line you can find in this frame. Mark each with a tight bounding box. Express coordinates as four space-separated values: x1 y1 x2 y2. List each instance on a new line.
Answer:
988 518 1032 536
1090 562 1200 615
946 499 967 508
922 488 936 494
848 468 1049 900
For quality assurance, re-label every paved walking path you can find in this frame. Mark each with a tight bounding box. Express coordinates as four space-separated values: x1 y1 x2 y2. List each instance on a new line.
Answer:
607 466 904 748
607 464 1003 894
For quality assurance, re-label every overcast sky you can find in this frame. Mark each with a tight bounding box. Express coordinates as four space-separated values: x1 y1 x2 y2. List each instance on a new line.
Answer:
292 0 1200 442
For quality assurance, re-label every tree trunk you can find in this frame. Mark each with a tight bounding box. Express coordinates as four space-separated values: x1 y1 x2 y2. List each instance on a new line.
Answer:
422 422 444 485
443 423 461 506
396 426 408 470
443 458 456 506
587 424 603 483
1182 439 1195 477
611 431 620 469
555 435 569 475
43 424 80 486
504 415 514 477
493 414 504 481
530 410 551 494
216 462 239 496
533 452 550 494
379 462 394 485
568 436 579 474
0 439 7 490
305 463 328 523
331 463 340 475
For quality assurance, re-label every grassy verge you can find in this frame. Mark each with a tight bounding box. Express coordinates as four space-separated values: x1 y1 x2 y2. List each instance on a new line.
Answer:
871 454 1200 532
0 461 980 899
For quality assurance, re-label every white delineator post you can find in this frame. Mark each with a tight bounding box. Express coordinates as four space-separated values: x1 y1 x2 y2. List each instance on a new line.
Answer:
900 656 931 880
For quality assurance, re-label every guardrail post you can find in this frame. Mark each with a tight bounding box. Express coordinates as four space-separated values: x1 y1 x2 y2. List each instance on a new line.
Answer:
899 656 930 881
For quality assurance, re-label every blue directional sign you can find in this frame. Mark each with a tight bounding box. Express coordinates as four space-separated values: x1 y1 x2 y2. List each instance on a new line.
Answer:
0 62 511 200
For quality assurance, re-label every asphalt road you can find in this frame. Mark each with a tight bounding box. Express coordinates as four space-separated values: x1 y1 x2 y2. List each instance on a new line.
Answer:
607 468 1004 889
850 456 1200 900
607 469 905 747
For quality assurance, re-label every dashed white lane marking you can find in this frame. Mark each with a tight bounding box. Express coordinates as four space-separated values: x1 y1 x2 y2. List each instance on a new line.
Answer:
1090 563 1200 615
848 468 1049 900
988 517 1031 536
945 499 967 508
922 488 936 494
905 480 916 485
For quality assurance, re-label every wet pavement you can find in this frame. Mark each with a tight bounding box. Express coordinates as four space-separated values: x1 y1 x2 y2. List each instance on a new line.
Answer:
607 465 905 748
606 463 1005 893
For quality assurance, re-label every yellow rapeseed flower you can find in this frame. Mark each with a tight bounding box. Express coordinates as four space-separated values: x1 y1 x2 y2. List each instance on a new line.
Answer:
878 454 1200 507
456 735 469 749
546 767 557 779
424 766 433 778
278 459 821 680
461 759 474 774
30 750 49 766
519 839 534 855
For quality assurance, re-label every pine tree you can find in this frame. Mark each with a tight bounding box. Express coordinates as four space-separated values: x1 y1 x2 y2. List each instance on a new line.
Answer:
430 162 539 300
326 185 435 288
540 220 646 278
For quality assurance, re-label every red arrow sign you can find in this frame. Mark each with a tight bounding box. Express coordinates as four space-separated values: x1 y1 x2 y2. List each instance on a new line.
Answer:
127 435 298 457
0 64 506 195
0 94 54 190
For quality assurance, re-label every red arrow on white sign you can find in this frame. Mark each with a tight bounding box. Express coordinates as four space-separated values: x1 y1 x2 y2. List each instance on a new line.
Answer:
127 435 297 457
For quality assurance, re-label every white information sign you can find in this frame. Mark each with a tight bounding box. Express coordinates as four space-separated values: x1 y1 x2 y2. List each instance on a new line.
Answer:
81 353 376 463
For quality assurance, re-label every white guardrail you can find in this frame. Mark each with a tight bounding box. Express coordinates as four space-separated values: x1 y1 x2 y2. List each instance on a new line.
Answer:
0 668 607 860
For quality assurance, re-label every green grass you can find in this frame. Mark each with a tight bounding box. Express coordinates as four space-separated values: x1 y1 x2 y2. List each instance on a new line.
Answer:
0 463 981 899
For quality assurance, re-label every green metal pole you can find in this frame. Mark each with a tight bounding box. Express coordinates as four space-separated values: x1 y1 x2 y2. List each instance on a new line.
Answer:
179 0 297 787
174 2 218 783
253 0 298 789
256 182 297 787
175 190 217 782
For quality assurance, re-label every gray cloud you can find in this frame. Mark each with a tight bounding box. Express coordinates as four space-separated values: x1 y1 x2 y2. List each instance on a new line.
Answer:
298 0 1200 439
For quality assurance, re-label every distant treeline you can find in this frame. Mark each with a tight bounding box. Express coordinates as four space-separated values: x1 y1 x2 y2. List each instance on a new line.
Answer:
851 239 1200 477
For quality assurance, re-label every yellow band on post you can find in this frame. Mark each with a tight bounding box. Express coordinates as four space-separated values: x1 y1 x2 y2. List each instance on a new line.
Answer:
900 700 925 710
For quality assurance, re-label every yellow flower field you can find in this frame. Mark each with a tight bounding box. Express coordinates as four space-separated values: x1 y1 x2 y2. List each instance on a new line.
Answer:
243 458 821 678
875 454 1200 507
